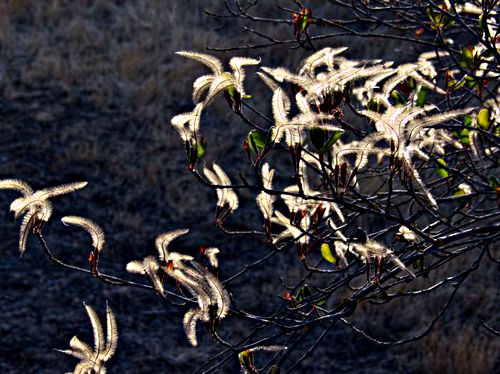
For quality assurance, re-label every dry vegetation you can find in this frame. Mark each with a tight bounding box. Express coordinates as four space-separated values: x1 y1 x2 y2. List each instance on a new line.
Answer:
0 1 498 373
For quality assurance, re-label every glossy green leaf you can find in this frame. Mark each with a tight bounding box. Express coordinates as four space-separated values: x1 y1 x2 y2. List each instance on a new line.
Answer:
460 47 474 68
436 158 449 178
459 134 470 145
320 243 336 264
296 284 311 303
489 176 498 190
316 299 326 307
452 127 470 145
477 108 490 130
366 99 382 112
247 130 267 153
226 84 236 98
464 74 476 82
463 114 473 127
407 77 416 90
310 128 342 154
452 188 467 196
390 90 405 105
465 75 479 89
238 350 253 370
426 5 453 29
416 87 428 107
300 15 308 32
450 76 467 91
196 137 207 158
324 131 342 151
426 7 440 27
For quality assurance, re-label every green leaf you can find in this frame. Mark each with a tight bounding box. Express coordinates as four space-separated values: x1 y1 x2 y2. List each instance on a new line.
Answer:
323 131 342 151
366 99 381 112
449 76 467 91
238 350 253 369
412 258 424 271
489 176 498 190
296 284 311 303
300 16 308 32
247 130 267 153
460 47 475 69
426 5 453 30
477 108 490 130
316 299 326 307
452 127 470 145
226 85 235 98
463 114 473 127
464 74 476 82
426 7 439 26
436 158 449 178
311 128 342 154
452 188 466 196
407 77 416 90
221 72 236 98
320 243 336 264
416 87 428 107
466 75 479 89
390 90 406 105
196 137 207 158
459 135 470 145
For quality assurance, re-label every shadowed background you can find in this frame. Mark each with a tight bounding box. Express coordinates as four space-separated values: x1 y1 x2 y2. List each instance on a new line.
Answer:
0 1 498 373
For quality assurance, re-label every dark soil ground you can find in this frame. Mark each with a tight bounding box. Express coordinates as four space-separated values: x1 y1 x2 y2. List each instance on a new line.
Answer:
0 1 498 373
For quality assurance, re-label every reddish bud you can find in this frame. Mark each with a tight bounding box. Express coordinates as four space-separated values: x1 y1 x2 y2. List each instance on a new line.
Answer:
313 204 325 224
296 242 308 261
264 219 272 241
399 81 410 96
334 164 340 186
293 8 313 39
340 162 348 186
89 251 99 276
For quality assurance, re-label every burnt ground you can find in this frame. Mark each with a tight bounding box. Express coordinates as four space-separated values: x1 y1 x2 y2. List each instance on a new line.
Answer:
0 1 498 373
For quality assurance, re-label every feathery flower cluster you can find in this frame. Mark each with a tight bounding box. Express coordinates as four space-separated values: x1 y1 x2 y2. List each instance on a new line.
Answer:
56 303 118 374
126 229 229 346
170 46 481 277
0 180 87 255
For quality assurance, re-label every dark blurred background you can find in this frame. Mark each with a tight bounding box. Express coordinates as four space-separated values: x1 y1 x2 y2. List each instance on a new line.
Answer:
0 1 497 373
